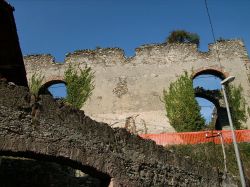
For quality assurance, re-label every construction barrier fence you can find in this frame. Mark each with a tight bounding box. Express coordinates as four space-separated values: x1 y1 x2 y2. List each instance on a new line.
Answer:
140 130 250 146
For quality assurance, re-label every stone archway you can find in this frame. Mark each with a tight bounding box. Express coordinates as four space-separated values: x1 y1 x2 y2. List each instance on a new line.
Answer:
192 65 228 80
39 78 66 96
194 88 229 130
194 88 221 107
192 67 230 129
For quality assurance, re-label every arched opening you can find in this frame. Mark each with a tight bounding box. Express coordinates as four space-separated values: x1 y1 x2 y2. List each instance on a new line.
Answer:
192 70 229 130
193 74 222 90
192 68 226 80
0 151 111 187
195 97 220 129
39 80 67 99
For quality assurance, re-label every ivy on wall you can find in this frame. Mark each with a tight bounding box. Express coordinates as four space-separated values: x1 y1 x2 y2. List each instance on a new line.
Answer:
163 72 205 132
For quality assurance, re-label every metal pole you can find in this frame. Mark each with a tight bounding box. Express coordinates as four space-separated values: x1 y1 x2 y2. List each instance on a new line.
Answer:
206 132 228 176
218 132 227 174
221 84 246 187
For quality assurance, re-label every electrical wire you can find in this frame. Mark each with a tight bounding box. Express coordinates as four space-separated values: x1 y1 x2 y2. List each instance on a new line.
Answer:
48 85 66 89
204 0 223 70
204 1 222 171
194 75 221 79
204 0 217 44
200 105 214 108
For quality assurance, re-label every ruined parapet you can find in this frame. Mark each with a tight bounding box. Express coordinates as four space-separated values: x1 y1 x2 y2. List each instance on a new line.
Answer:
24 54 64 84
65 48 126 66
24 40 249 67
24 54 55 70
134 42 199 64
208 39 249 59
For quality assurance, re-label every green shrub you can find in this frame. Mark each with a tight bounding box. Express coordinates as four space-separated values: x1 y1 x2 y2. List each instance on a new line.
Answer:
64 65 94 109
227 85 247 129
167 143 250 182
29 72 44 97
166 30 200 46
163 72 205 132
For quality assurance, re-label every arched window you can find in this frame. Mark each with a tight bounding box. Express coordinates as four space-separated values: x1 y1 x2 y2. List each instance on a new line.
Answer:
192 69 228 130
39 80 67 99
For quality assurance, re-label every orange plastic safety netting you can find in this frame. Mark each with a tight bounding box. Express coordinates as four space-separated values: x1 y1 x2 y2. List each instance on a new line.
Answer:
140 130 250 146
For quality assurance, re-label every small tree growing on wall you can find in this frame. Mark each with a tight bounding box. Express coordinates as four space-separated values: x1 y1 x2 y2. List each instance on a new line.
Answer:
166 30 200 47
29 72 44 97
28 72 45 123
227 85 247 129
163 72 205 132
64 65 95 109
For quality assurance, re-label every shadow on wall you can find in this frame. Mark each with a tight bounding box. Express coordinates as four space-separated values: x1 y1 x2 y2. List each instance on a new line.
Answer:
0 151 111 187
0 156 102 187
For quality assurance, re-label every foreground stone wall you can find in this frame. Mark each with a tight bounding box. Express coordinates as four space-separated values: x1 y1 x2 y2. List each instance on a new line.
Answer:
0 81 238 186
24 40 250 133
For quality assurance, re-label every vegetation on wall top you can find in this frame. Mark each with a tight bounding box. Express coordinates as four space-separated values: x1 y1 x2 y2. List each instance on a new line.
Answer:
166 30 200 47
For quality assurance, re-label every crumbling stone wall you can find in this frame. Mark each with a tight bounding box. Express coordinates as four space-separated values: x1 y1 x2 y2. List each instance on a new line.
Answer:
0 81 238 186
24 40 250 133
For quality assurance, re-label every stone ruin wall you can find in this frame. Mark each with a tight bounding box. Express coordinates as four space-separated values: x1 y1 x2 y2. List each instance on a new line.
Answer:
24 40 250 133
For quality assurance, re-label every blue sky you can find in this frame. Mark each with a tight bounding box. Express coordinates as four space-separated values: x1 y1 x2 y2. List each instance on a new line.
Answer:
8 0 250 123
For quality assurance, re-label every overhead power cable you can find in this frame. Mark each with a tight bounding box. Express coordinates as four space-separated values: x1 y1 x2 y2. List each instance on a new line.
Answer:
48 85 67 89
204 0 223 69
194 75 221 79
200 105 215 108
204 0 217 44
